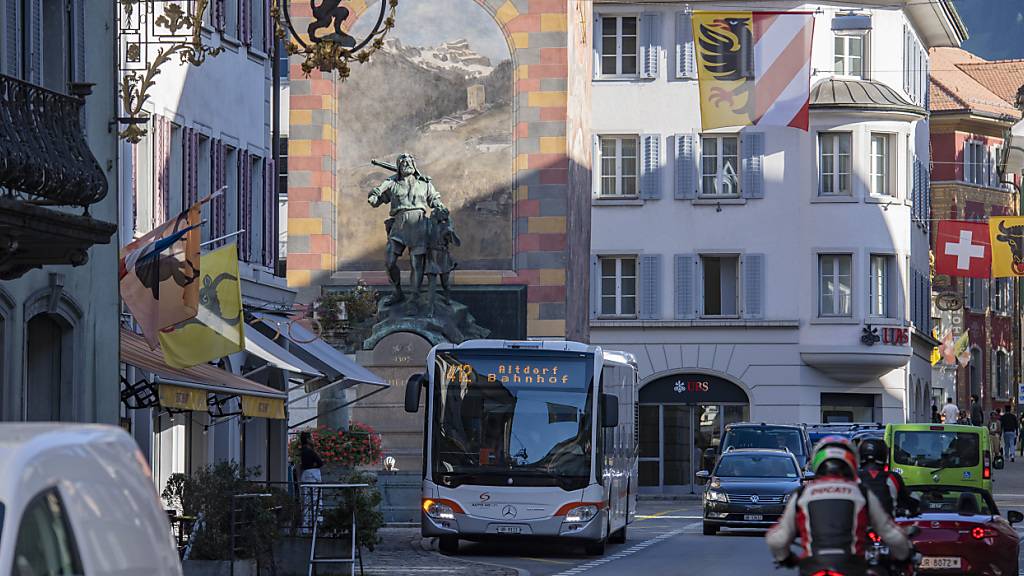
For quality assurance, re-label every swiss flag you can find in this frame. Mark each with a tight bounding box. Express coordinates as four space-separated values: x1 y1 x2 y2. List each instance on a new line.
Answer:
935 221 991 278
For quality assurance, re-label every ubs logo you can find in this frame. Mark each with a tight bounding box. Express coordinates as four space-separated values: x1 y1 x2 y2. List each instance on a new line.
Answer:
479 493 491 502
502 505 517 519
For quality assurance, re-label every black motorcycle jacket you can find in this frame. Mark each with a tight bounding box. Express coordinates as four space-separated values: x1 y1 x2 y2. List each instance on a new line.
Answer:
766 476 911 565
857 464 909 517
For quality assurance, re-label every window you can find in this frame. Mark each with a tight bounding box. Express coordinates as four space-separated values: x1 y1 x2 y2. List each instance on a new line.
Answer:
995 350 1011 398
197 135 212 242
599 136 639 196
41 0 71 92
819 133 852 196
600 256 637 316
819 254 852 317
870 134 893 196
12 489 84 575
993 278 1012 315
701 255 739 317
964 140 987 185
834 34 864 78
600 16 638 76
869 254 891 317
969 348 982 397
169 124 183 214
225 0 238 37
700 135 740 197
278 136 289 195
225 146 239 237
134 130 154 234
966 278 987 311
252 0 265 49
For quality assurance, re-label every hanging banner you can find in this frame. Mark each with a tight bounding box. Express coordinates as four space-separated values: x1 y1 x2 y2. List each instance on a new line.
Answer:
158 384 209 412
693 11 814 130
935 220 991 278
989 216 1024 277
241 396 286 420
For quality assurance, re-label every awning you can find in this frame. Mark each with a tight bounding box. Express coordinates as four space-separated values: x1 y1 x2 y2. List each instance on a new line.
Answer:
244 325 323 378
120 328 287 419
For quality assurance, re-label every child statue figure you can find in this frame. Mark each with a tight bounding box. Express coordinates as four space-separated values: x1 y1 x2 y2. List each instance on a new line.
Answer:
425 208 461 306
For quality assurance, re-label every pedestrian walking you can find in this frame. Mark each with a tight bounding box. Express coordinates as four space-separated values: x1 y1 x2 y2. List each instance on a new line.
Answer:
299 431 324 534
989 409 1003 459
958 410 970 424
941 397 959 425
1000 405 1018 463
931 404 941 424
970 395 984 427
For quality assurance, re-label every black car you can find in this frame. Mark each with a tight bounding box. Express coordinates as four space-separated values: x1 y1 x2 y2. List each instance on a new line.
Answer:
698 448 809 535
705 423 813 472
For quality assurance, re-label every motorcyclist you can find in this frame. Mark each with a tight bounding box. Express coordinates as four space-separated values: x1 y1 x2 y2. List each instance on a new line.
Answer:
857 438 916 517
767 436 911 576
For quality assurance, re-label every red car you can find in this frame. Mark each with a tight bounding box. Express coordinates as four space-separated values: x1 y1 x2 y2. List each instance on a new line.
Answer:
895 486 1023 575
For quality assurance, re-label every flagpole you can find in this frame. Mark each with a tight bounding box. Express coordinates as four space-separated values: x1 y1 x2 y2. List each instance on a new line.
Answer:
200 229 245 248
197 186 228 206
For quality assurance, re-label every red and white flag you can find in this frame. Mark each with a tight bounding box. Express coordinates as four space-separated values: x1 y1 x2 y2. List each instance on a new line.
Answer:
694 11 814 130
935 220 991 278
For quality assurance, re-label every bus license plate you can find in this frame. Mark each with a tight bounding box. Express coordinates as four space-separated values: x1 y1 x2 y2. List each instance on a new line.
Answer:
495 525 523 534
920 557 961 570
743 514 763 521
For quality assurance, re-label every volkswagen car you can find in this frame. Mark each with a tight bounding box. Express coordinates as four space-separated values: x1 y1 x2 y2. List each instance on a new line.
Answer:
698 448 808 535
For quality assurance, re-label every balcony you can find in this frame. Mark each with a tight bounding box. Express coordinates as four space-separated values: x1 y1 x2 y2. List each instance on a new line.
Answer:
0 73 115 279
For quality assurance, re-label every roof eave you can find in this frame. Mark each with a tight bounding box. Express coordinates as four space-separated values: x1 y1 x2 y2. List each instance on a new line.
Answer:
906 0 967 48
809 104 928 121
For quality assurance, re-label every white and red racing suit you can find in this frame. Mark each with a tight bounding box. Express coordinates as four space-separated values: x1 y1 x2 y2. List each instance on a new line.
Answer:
766 476 911 575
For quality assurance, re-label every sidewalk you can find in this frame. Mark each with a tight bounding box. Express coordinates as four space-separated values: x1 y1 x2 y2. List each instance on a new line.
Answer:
358 527 518 576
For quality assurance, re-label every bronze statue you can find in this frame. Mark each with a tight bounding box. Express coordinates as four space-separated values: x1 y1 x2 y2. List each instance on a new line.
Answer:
426 209 461 305
368 154 447 306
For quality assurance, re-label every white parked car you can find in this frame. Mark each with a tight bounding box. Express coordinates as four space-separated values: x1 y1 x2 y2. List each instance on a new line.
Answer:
0 424 183 576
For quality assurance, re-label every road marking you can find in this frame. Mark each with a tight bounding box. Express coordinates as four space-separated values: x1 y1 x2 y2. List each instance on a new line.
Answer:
637 515 702 520
518 557 572 565
549 524 695 576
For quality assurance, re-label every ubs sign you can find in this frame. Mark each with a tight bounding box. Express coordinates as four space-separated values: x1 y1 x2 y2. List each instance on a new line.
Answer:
641 374 749 404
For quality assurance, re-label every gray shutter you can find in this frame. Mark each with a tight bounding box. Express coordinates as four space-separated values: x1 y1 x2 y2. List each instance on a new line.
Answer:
743 253 765 319
29 0 41 84
590 255 600 319
911 156 920 221
592 15 602 79
5 0 18 76
675 11 696 79
675 133 697 200
923 164 930 227
592 134 602 197
639 12 660 79
73 0 85 81
640 133 662 200
741 132 765 199
640 254 662 320
674 254 696 319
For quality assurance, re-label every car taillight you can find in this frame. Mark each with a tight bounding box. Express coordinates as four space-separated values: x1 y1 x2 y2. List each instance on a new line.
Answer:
983 451 991 479
971 526 997 540
810 571 846 576
868 530 881 543
883 464 889 472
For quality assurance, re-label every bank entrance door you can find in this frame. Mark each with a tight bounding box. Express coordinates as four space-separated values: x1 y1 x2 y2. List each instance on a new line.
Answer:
637 374 750 493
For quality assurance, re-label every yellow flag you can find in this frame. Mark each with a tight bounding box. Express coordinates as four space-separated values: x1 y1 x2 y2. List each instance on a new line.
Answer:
693 11 754 130
989 216 1024 277
158 244 245 368
930 346 941 366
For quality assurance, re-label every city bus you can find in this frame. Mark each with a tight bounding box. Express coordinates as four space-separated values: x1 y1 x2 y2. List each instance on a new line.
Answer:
404 340 638 556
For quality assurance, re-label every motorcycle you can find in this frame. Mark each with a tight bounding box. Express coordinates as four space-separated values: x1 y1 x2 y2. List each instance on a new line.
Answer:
775 526 920 576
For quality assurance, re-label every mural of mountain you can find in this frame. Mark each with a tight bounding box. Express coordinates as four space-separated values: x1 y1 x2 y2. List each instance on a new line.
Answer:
385 38 495 78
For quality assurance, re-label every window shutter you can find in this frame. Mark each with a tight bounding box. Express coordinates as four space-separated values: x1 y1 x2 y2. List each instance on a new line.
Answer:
911 156 920 221
675 12 696 79
743 253 765 319
238 150 248 260
674 254 696 319
5 0 17 76
962 142 970 183
923 164 930 227
592 134 602 197
264 157 276 268
188 129 199 206
675 133 697 200
73 0 85 81
741 132 765 199
154 116 170 226
590 255 600 319
639 12 661 79
640 133 662 200
592 15 602 79
29 0 41 84
640 254 662 320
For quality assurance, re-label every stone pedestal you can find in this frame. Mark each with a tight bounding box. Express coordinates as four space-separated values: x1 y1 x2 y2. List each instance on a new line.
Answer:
363 296 489 350
353 332 433 475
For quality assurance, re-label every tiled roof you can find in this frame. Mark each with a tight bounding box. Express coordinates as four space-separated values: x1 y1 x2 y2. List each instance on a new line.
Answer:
810 78 925 116
929 47 1022 120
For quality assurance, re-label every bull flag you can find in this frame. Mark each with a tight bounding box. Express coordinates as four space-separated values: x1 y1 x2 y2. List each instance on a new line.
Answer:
989 216 1024 277
158 244 245 369
693 11 814 130
120 204 201 348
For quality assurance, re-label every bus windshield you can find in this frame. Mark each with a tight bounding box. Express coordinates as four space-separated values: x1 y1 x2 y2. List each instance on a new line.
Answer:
431 350 594 490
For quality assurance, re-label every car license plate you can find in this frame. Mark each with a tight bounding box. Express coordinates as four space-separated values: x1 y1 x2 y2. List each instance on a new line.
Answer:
920 557 961 570
495 525 523 534
743 514 763 521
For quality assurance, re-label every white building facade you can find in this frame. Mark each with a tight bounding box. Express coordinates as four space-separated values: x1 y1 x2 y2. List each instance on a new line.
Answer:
588 0 964 492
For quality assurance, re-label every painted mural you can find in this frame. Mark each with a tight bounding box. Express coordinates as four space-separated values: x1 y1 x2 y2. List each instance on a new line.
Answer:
335 0 514 271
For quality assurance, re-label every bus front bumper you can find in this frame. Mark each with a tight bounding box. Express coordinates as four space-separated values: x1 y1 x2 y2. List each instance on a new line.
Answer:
422 510 606 542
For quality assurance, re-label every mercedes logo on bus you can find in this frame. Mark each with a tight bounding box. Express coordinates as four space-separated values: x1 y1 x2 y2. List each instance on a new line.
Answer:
502 505 518 519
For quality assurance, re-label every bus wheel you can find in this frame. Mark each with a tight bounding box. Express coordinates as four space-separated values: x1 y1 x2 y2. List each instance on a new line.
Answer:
609 526 627 544
584 538 607 556
439 536 459 555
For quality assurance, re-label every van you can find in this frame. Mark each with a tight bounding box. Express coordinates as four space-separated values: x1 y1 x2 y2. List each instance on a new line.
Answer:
0 424 183 576
885 423 996 492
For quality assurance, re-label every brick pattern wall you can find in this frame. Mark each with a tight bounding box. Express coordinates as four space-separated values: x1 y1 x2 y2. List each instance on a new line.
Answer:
287 0 572 338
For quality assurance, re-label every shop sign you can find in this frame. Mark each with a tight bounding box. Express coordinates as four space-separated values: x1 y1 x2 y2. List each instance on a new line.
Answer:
936 292 963 311
861 324 909 346
640 374 749 404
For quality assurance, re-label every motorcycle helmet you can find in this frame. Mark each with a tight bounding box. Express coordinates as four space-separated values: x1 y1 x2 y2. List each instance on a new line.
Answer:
858 438 889 466
811 436 858 480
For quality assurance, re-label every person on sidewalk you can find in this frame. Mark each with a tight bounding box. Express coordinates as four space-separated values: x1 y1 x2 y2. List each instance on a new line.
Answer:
299 431 324 535
989 409 1003 460
970 395 984 427
941 398 959 425
1001 406 1019 463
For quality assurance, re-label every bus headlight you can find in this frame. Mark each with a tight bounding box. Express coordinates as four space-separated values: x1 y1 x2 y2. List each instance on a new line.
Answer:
423 499 458 520
564 505 599 523
705 490 728 503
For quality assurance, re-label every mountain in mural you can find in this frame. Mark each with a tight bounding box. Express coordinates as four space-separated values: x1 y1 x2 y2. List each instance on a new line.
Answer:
384 38 495 79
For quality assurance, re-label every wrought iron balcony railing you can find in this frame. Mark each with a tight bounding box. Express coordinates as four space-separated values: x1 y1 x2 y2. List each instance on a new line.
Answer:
0 73 108 211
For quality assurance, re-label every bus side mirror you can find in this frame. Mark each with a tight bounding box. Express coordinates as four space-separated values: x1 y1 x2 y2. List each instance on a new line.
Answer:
601 393 619 428
405 373 426 413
